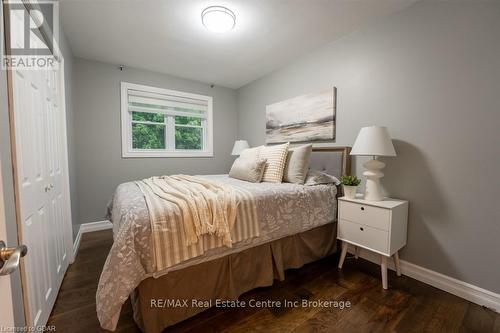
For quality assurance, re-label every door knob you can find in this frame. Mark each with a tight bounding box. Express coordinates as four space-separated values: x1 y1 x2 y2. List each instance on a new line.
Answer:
0 241 28 276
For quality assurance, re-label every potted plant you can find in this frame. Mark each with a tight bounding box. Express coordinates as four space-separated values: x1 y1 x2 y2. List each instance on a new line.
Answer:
340 175 361 199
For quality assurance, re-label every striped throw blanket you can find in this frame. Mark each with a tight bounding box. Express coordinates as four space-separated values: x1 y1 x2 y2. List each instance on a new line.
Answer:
136 175 259 272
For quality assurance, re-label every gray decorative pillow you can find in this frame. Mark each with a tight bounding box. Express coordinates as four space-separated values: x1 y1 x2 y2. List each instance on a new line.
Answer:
304 170 341 186
229 157 267 183
283 144 312 184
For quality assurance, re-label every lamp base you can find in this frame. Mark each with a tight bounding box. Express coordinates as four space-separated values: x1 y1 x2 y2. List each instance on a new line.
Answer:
363 159 385 201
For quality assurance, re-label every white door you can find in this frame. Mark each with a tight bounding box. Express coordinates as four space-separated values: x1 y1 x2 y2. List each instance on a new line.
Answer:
6 3 73 328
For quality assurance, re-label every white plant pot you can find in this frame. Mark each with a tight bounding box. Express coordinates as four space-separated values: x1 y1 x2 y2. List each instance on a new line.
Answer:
343 185 357 199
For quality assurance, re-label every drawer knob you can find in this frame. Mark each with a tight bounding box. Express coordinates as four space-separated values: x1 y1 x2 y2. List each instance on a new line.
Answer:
360 227 364 231
360 207 365 211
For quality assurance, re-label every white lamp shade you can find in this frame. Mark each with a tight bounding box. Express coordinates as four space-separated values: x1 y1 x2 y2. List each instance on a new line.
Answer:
231 140 250 156
350 126 396 156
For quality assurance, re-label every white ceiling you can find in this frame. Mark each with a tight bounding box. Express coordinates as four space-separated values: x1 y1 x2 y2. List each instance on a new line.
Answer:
61 0 415 89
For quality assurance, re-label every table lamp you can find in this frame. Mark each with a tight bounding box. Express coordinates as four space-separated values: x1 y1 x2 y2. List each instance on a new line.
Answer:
231 140 249 156
350 126 396 201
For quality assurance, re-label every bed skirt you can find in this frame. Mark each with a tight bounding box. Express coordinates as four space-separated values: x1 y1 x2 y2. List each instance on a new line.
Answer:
131 222 337 333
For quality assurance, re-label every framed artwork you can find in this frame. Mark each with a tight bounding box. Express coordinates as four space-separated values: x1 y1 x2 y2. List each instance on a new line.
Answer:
265 87 336 144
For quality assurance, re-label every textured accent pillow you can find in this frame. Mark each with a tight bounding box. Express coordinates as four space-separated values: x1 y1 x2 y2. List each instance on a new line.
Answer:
229 157 267 183
283 144 312 184
304 170 341 186
259 143 290 183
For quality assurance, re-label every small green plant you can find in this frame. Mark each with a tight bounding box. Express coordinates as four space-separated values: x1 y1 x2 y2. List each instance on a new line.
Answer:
340 175 361 186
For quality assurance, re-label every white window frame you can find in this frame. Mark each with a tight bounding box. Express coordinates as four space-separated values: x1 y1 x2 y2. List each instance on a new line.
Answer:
121 82 214 158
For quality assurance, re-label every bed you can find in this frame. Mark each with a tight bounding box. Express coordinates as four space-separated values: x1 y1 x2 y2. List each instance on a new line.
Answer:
97 147 351 332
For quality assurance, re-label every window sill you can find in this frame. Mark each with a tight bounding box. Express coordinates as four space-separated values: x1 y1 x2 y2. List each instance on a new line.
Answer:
122 150 214 158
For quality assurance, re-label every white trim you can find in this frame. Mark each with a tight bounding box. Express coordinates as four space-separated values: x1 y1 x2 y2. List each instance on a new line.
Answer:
122 149 213 158
58 56 75 265
120 82 214 158
79 220 113 233
347 245 500 313
72 221 112 259
71 225 82 262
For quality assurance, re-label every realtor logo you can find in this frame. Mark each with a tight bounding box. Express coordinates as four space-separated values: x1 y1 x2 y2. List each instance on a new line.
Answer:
1 0 59 69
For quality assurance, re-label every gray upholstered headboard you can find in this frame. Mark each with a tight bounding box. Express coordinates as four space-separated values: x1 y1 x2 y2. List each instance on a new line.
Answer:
309 147 351 179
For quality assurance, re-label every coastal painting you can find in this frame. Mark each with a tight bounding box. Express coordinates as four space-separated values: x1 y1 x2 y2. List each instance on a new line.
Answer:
265 87 336 144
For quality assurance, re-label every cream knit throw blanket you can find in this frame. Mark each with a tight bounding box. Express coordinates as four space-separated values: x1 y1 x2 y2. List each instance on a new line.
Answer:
136 175 252 271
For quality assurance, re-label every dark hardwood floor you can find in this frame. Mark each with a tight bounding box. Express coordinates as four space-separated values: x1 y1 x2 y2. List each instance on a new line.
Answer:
47 230 500 332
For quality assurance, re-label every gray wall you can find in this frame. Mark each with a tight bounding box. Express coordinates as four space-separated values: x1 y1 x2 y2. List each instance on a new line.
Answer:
237 1 500 293
73 58 237 225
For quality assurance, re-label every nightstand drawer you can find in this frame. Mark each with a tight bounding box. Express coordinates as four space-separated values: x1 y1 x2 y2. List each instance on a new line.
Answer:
339 200 390 231
338 219 389 254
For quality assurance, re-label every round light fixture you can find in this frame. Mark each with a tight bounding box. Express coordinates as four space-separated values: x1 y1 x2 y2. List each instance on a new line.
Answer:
201 6 236 33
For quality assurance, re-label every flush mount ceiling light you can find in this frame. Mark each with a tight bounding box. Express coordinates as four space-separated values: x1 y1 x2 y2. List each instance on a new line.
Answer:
201 6 236 33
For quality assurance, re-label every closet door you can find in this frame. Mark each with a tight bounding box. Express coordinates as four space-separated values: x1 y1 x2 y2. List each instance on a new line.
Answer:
7 4 73 328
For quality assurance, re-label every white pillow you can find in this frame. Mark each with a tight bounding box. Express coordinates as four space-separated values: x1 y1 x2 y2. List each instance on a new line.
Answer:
229 157 267 183
259 143 290 183
283 144 312 184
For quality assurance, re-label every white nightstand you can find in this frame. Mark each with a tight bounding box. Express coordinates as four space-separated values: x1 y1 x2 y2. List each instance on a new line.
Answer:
337 196 408 289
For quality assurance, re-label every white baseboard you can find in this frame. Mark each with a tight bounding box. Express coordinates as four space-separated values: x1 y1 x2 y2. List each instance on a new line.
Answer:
72 220 112 259
72 227 82 261
346 245 500 313
79 220 113 233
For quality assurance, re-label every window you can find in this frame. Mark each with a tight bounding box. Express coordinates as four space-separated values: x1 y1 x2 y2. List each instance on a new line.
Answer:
121 82 213 157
